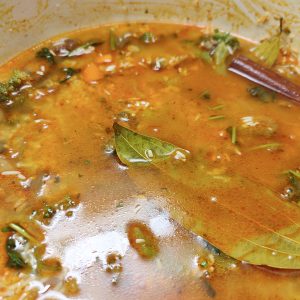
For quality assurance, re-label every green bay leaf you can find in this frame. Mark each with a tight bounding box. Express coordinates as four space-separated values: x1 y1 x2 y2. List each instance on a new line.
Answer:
113 123 300 269
113 122 189 166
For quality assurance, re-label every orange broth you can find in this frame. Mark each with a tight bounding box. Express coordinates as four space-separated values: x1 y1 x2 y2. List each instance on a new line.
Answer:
1 23 300 299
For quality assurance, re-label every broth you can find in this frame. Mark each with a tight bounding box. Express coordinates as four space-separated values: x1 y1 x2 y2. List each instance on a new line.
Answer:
1 23 300 299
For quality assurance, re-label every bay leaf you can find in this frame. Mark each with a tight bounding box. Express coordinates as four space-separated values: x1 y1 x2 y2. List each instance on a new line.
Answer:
113 122 189 166
113 123 300 269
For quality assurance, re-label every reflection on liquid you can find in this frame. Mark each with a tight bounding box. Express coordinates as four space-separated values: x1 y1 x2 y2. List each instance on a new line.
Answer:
63 231 129 270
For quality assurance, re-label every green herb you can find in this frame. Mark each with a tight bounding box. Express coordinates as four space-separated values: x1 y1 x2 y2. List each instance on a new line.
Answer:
199 90 211 100
247 86 276 103
33 195 78 223
84 159 91 165
127 222 159 259
113 122 189 166
250 143 281 151
253 36 280 67
0 83 10 102
113 124 300 269
252 18 285 67
6 235 27 269
36 47 55 64
227 126 237 144
200 260 208 267
109 30 131 51
194 50 213 63
0 70 30 105
109 30 118 51
8 223 38 244
7 251 26 269
61 195 78 210
60 68 78 83
209 104 224 110
208 115 225 120
43 205 56 218
141 32 157 44
1 226 12 232
68 40 102 57
287 170 300 201
289 170 300 179
8 70 30 88
199 30 240 73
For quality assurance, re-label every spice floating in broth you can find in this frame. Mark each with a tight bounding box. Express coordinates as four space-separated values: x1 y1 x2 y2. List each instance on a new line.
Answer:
113 123 300 269
229 55 300 103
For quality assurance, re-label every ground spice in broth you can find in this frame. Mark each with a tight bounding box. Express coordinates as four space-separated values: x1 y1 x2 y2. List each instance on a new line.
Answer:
1 23 300 299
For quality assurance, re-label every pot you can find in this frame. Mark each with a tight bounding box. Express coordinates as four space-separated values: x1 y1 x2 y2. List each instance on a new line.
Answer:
1 0 300 64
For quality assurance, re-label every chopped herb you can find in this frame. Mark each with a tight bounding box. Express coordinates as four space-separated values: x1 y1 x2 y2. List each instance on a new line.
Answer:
6 235 27 269
247 86 276 103
227 126 237 144
61 195 78 210
60 68 78 83
286 170 300 201
109 30 132 51
8 70 30 88
209 104 224 110
253 36 280 67
8 223 38 244
208 115 225 120
200 260 208 268
1 226 12 233
43 205 56 219
84 159 91 165
289 170 300 179
199 30 240 73
0 82 10 102
36 47 55 64
140 32 157 44
200 90 211 100
109 30 118 51
0 70 30 107
250 143 281 151
195 50 213 63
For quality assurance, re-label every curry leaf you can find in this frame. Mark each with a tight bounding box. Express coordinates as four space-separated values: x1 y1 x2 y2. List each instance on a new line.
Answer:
113 123 189 166
113 123 300 269
253 35 280 67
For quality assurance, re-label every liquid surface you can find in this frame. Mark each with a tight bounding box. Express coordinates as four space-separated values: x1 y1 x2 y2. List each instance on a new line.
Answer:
1 23 300 299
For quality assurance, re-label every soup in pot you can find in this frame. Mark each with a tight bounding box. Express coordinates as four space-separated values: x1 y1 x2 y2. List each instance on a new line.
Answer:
1 23 300 299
